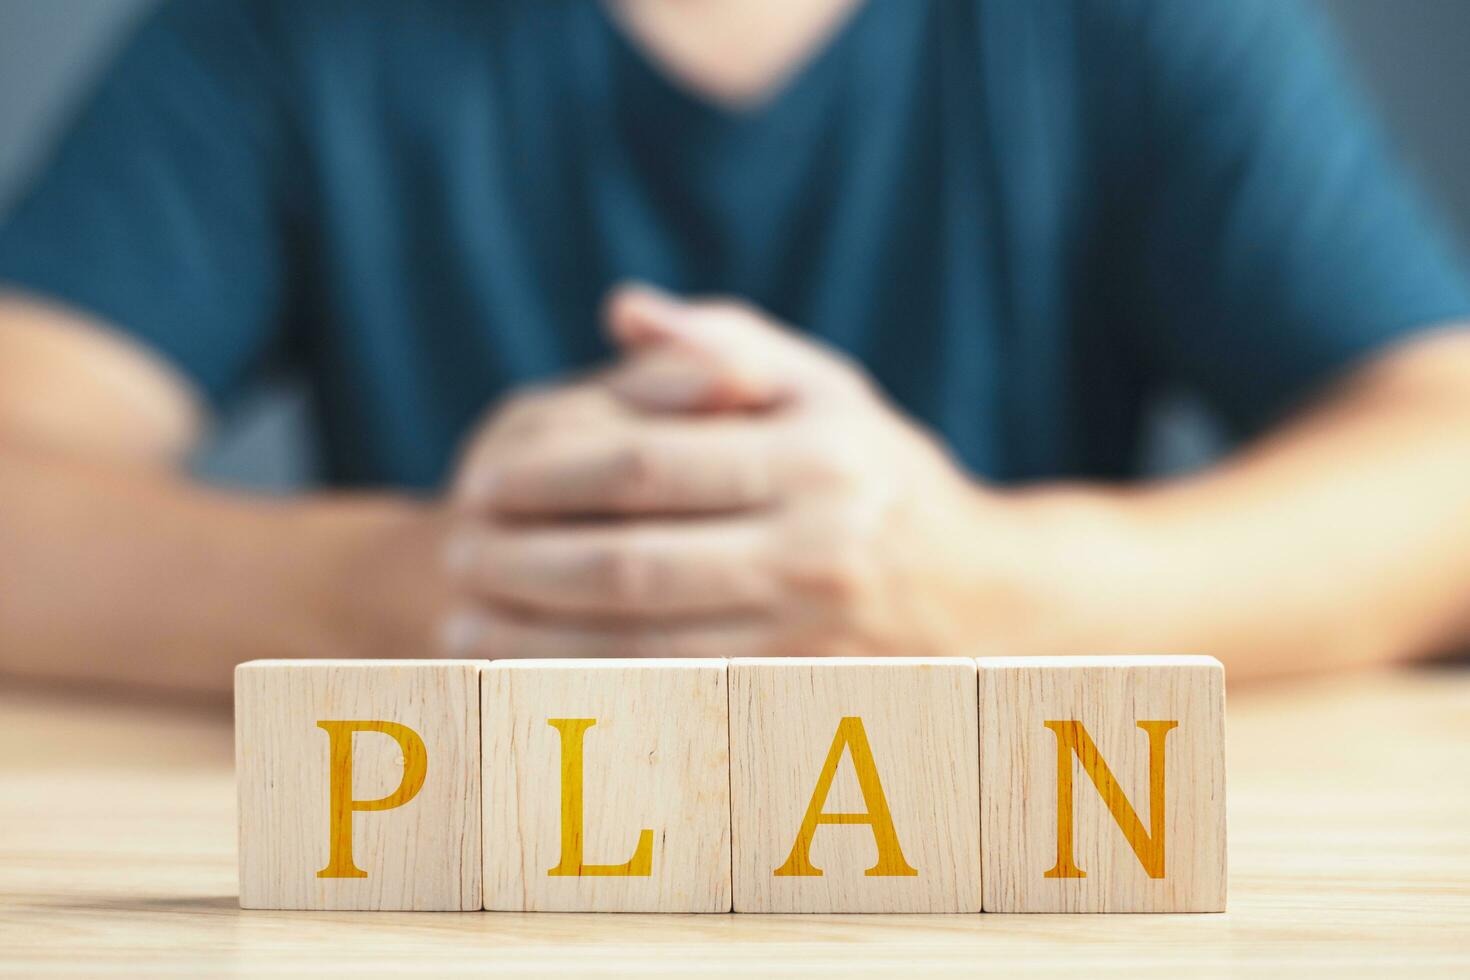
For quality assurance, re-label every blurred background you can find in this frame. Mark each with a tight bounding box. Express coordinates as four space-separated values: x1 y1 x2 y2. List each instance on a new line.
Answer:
3 0 1469 490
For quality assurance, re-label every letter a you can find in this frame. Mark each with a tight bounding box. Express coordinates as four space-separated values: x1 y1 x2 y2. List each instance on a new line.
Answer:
316 720 429 878
1043 720 1178 879
774 716 919 877
546 718 654 877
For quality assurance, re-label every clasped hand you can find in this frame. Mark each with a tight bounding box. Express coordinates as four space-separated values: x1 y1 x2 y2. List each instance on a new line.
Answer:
441 285 1036 659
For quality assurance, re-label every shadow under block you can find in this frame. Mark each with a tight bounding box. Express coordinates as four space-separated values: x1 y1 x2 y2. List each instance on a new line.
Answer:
728 658 982 913
481 659 732 912
235 660 484 910
977 656 1227 912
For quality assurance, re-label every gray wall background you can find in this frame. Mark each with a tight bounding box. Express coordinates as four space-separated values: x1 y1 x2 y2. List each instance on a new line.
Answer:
2 0 1468 488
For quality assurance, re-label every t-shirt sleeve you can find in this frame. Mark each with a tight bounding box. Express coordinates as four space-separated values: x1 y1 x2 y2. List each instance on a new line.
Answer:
0 0 300 406
1127 0 1470 434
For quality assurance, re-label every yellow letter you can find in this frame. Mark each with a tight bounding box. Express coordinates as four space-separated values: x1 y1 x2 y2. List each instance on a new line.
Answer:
774 716 919 877
1043 720 1178 880
545 718 654 877
315 720 428 879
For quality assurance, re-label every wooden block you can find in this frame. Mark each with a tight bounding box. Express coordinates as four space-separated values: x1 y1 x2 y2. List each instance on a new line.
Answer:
728 658 981 913
235 659 483 910
481 659 731 912
977 655 1226 912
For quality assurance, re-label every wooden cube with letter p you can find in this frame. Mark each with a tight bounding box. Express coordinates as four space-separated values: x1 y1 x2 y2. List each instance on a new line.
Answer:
481 659 732 912
234 659 484 910
729 658 982 913
977 655 1226 912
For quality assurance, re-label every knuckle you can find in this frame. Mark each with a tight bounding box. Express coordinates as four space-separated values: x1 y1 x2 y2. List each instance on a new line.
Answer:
589 539 655 608
822 553 877 608
492 383 611 443
727 452 773 506
608 442 665 509
787 427 868 489
781 536 875 609
486 385 554 440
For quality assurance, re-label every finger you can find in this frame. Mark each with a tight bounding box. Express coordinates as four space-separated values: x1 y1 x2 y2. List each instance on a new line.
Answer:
449 383 632 508
603 283 865 408
604 347 755 414
604 284 785 409
439 605 776 659
447 517 780 617
470 421 780 517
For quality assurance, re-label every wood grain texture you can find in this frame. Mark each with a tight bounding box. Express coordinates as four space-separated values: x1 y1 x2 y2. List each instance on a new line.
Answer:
481 659 732 912
235 659 484 910
977 655 1226 912
728 658 981 912
1 668 1466 975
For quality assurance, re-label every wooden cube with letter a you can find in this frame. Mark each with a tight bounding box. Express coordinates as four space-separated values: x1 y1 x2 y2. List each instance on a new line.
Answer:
977 655 1226 912
728 658 981 913
481 659 731 912
235 659 484 910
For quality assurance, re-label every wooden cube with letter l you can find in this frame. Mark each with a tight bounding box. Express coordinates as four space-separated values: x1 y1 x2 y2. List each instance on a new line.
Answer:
728 657 982 913
977 655 1226 912
481 659 732 912
234 659 484 910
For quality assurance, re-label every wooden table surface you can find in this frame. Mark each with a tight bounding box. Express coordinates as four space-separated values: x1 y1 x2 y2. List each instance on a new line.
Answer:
1 667 1467 977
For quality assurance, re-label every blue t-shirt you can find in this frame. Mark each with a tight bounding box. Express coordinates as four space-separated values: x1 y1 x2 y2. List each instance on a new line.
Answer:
1 0 1466 487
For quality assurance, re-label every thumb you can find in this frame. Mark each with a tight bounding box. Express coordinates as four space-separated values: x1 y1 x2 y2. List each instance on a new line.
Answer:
603 282 860 412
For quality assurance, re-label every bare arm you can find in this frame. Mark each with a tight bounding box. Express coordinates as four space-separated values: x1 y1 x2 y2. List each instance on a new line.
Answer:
1023 326 1470 679
0 297 447 697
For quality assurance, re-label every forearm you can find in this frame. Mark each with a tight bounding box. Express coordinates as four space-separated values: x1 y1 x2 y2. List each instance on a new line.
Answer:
0 441 450 697
1009 333 1470 680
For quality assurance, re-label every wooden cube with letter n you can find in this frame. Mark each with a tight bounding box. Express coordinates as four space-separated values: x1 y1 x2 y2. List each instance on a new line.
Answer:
977 655 1226 912
728 658 982 913
235 660 484 910
481 659 732 912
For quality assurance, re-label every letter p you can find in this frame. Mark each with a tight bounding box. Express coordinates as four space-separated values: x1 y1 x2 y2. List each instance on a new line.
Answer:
316 720 429 879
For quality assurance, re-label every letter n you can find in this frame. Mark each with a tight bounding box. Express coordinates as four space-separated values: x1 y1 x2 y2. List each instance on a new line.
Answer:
1043 720 1178 879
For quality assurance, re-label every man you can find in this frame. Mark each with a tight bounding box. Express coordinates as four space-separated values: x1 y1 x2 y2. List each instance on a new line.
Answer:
1 0 1469 695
